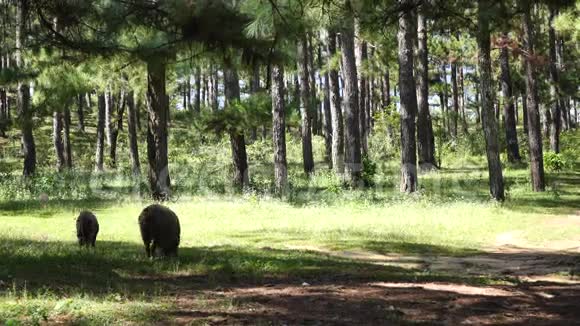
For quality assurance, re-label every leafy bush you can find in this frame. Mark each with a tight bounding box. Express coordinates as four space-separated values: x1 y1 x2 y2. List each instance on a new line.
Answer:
362 155 377 187
543 152 566 172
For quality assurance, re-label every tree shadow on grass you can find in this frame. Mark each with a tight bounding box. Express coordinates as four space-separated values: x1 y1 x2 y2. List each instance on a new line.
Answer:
0 237 579 325
0 198 119 217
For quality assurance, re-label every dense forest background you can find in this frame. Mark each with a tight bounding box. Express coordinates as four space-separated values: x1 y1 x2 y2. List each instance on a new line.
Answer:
0 0 578 202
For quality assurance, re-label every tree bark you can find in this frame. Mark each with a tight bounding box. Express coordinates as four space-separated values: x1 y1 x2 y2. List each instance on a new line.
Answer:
340 4 362 186
271 64 288 196
53 111 65 172
63 103 72 169
298 36 315 175
194 66 201 113
522 1 545 192
548 7 561 153
127 90 140 176
16 0 35 176
224 65 249 191
146 59 171 200
398 0 418 193
95 94 105 172
416 10 437 170
499 32 521 163
109 90 125 169
307 34 320 136
327 30 344 174
478 0 505 201
105 90 113 147
521 94 528 133
450 62 459 139
210 64 219 112
77 93 85 132
320 42 332 168
355 21 368 155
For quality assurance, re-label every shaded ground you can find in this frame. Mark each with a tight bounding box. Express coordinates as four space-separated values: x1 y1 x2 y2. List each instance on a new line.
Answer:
159 214 580 325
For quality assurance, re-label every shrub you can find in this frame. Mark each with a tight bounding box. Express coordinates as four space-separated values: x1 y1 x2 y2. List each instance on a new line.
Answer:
543 152 566 172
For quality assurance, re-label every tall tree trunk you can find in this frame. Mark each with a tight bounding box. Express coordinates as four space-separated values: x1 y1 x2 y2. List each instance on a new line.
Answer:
398 0 418 193
298 36 315 175
224 66 249 191
340 4 362 186
194 66 201 113
109 90 125 169
327 30 344 174
53 111 65 172
16 0 35 176
319 43 332 168
522 94 528 133
95 94 105 172
355 21 368 155
416 10 437 170
271 64 288 196
383 70 391 108
459 65 469 134
307 34 320 136
450 61 459 139
210 64 219 112
105 90 113 147
127 90 140 176
441 63 451 135
77 93 85 132
478 0 505 201
523 1 545 192
146 59 171 200
63 103 72 169
499 32 521 163
250 61 260 140
548 7 561 153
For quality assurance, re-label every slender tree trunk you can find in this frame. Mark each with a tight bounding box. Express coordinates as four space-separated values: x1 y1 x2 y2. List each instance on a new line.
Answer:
548 7 561 153
499 32 521 163
105 90 113 147
194 66 201 113
250 61 260 140
522 94 528 133
398 1 418 193
95 94 105 172
271 64 288 196
383 70 391 108
340 4 362 186
77 93 85 132
416 10 437 170
298 36 315 175
53 111 65 172
109 90 125 169
307 34 320 136
224 66 249 191
127 90 140 176
63 103 72 169
459 65 469 134
16 0 35 176
523 1 545 192
451 62 459 139
478 0 505 201
327 30 344 174
355 21 368 155
146 59 171 200
210 64 219 112
441 64 451 135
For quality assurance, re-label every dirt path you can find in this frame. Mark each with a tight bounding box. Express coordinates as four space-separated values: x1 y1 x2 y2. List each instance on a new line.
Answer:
166 213 580 325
